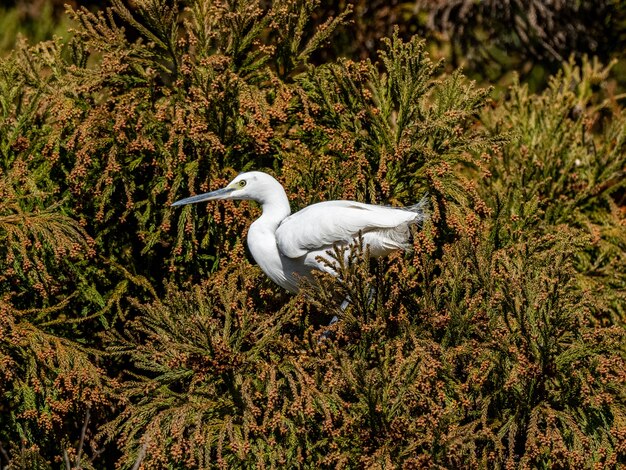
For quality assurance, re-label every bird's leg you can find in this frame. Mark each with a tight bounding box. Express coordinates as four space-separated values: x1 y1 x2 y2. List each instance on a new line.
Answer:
333 294 353 323
320 296 349 341
320 285 377 341
321 291 362 341
366 287 375 306
328 296 351 325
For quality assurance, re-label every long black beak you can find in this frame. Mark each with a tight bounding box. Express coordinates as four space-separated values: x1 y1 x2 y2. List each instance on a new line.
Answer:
171 187 235 206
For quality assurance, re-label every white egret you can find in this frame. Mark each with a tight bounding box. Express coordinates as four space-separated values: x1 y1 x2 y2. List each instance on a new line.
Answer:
172 171 428 293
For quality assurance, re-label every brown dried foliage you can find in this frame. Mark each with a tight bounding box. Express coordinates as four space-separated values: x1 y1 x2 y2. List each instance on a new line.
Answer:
0 0 625 468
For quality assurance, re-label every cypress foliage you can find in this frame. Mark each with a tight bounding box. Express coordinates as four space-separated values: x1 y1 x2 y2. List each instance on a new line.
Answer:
0 51 110 467
0 0 624 468
483 58 626 325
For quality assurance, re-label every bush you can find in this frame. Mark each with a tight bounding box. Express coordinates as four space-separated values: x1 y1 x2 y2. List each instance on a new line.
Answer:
0 0 624 468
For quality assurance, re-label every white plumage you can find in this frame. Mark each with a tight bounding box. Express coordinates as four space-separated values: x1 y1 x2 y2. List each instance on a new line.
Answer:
172 171 427 293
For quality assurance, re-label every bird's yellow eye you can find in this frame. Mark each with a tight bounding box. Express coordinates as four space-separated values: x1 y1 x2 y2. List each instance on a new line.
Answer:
239 180 247 188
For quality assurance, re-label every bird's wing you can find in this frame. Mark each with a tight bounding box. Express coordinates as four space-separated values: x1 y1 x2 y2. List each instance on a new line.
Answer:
276 200 418 258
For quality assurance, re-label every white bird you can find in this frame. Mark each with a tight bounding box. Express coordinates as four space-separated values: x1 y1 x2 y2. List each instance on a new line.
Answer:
172 171 428 293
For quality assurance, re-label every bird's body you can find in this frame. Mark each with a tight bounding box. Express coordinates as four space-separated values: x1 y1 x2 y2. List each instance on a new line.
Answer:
173 171 427 292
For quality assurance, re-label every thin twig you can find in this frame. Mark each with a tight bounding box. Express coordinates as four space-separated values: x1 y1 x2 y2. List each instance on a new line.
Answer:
63 449 71 470
131 442 148 470
88 446 105 464
0 440 10 468
75 407 91 469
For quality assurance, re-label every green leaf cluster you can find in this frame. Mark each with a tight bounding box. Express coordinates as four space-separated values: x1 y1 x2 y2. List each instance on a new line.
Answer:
0 0 624 468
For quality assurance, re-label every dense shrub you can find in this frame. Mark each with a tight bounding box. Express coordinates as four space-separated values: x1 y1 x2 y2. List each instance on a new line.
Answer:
0 0 625 468
419 0 626 80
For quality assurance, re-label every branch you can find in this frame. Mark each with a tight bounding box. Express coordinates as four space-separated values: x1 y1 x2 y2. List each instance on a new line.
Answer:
63 449 71 470
0 440 10 468
75 407 91 469
131 441 148 470
88 446 105 464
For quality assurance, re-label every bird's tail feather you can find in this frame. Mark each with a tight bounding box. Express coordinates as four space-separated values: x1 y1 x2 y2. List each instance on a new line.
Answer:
404 194 430 225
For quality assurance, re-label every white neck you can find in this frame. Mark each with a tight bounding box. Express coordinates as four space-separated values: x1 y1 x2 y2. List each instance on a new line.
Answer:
255 183 291 229
246 182 294 290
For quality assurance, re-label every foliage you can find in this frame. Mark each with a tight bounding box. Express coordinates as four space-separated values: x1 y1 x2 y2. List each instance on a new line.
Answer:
103 231 626 468
417 0 626 80
0 0 625 468
300 0 626 91
0 47 111 467
0 0 71 56
483 58 626 324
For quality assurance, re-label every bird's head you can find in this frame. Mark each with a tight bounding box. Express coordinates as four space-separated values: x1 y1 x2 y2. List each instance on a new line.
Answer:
171 171 284 207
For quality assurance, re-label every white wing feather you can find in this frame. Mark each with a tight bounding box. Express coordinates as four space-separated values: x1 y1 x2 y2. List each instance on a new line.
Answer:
276 200 423 259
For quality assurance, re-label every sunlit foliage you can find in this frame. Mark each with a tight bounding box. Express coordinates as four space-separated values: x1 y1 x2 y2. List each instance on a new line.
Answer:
0 0 624 468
